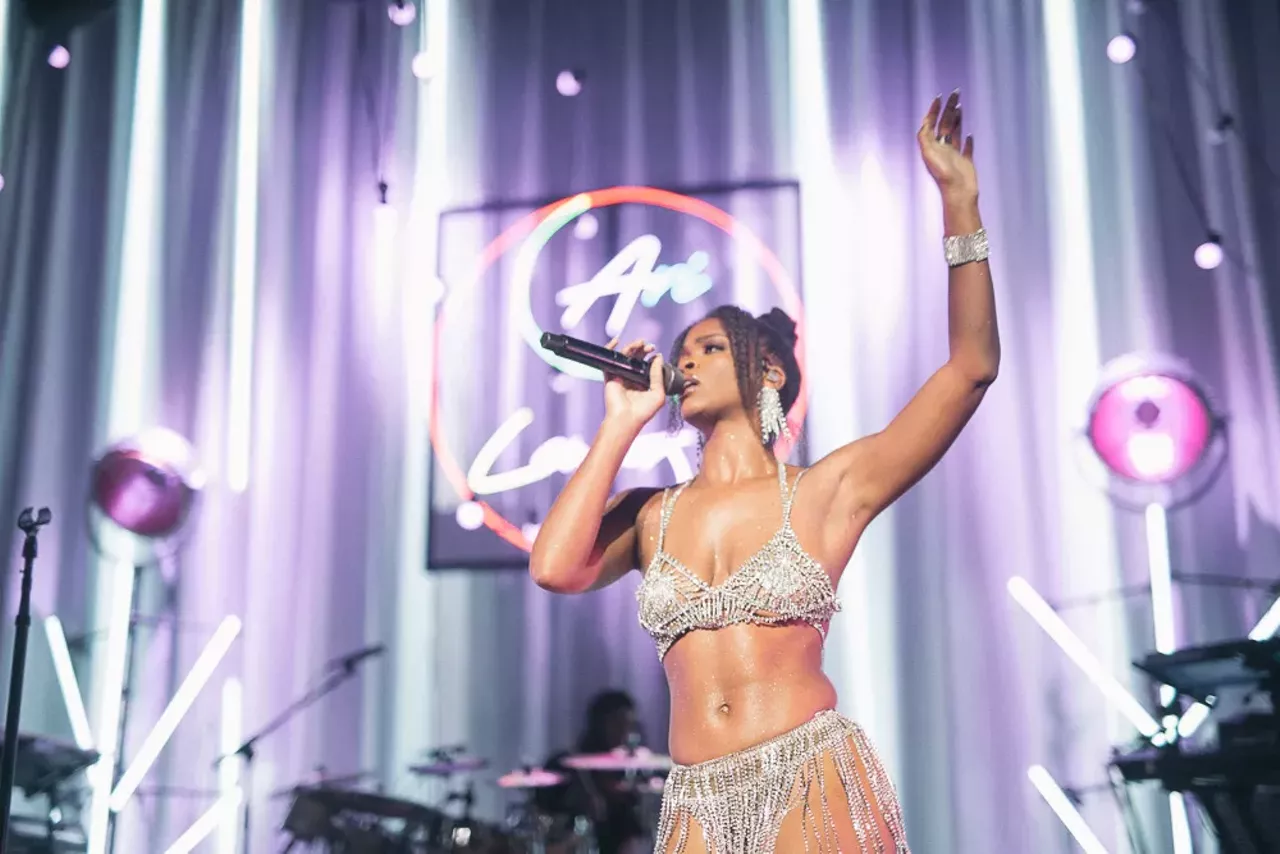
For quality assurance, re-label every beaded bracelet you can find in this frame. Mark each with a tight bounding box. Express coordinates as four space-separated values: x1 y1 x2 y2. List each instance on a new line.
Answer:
944 228 989 267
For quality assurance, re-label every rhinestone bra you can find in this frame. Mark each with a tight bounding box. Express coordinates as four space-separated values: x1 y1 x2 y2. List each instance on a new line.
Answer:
636 466 841 660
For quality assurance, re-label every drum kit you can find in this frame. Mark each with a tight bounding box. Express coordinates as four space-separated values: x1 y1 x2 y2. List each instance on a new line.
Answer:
279 745 673 853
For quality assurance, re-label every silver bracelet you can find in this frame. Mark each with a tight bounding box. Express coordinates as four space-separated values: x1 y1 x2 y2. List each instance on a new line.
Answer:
943 228 989 267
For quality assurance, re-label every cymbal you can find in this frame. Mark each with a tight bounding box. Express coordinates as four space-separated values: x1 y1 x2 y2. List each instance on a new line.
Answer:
408 756 489 776
269 771 374 800
496 768 566 789
562 747 673 773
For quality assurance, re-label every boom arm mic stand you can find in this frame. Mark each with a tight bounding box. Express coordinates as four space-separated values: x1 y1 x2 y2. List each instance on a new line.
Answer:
0 507 52 852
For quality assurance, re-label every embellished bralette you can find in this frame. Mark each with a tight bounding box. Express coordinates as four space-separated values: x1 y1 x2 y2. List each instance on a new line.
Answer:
636 466 841 660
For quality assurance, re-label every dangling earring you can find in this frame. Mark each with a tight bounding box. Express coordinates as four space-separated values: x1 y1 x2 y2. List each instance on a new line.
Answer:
758 385 791 446
696 433 705 471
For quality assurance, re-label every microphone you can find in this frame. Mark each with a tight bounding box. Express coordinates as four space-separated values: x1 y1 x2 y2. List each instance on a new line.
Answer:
540 333 686 395
327 643 385 672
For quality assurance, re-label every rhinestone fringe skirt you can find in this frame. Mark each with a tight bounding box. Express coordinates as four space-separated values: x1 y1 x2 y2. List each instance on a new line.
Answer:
654 711 910 854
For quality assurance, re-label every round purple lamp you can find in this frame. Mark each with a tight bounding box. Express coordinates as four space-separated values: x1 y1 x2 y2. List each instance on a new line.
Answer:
1084 355 1225 508
90 429 204 540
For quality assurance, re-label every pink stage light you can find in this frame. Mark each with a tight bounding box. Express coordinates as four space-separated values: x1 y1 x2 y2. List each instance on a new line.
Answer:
48 45 71 68
1087 365 1215 485
91 429 204 539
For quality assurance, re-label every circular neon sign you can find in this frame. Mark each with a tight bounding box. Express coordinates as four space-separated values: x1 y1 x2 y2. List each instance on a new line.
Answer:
431 186 806 553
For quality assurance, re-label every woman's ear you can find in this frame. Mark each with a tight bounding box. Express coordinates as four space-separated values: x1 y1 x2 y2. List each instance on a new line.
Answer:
763 358 786 391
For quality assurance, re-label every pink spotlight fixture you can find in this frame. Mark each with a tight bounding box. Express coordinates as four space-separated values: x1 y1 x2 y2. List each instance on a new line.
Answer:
48 45 71 69
91 428 204 540
1084 354 1225 508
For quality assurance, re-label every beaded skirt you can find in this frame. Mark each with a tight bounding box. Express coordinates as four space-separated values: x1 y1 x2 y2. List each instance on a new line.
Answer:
654 711 910 854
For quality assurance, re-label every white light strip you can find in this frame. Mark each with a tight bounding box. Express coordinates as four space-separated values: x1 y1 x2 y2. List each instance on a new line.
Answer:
1027 766 1110 854
1144 504 1177 707
1008 577 1163 738
1169 792 1193 854
392 0 451 793
1248 596 1280 641
216 678 243 854
371 200 399 345
44 617 95 750
89 0 169 845
162 792 243 854
1177 701 1210 738
109 616 242 811
227 0 265 492
86 561 137 854
1144 505 1194 845
0 0 10 145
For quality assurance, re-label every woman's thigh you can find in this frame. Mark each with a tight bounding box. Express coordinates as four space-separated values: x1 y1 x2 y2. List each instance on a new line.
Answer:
774 745 897 852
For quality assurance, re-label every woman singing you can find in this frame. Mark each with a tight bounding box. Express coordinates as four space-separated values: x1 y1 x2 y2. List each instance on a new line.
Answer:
530 92 998 853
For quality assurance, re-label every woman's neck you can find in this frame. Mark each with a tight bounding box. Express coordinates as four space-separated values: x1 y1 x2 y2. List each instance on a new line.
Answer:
697 416 779 486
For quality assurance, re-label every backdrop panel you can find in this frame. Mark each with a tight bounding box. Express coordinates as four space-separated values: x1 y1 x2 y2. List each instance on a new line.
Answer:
429 182 804 569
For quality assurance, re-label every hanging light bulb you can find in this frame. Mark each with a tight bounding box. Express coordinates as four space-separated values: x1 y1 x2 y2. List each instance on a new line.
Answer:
1207 114 1235 146
1194 234 1223 270
1107 33 1137 64
388 0 416 26
556 70 583 97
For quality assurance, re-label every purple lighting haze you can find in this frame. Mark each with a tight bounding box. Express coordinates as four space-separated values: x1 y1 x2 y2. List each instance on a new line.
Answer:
1088 374 1213 484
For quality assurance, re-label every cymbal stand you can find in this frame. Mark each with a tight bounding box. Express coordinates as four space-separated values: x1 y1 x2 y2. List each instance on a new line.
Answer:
216 652 375 854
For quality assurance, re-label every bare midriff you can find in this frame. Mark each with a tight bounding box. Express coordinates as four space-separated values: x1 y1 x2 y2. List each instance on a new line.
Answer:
663 621 837 765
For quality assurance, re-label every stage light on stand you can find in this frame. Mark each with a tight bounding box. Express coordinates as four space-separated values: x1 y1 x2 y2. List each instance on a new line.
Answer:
1083 354 1225 508
91 429 204 544
87 429 206 851
1194 234 1224 270
1079 354 1226 850
556 69 583 97
387 0 416 26
1107 33 1137 64
48 44 70 68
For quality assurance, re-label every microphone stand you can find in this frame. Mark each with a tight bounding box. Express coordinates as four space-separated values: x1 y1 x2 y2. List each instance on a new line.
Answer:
0 507 52 852
217 652 376 854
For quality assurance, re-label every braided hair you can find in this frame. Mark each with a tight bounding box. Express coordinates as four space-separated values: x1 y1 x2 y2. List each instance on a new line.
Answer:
667 306 802 444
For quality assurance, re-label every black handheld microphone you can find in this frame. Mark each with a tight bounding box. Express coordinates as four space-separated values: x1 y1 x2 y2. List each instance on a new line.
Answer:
540 333 687 395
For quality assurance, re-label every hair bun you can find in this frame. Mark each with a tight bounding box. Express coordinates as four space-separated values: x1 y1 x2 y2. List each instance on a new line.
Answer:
757 308 798 348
